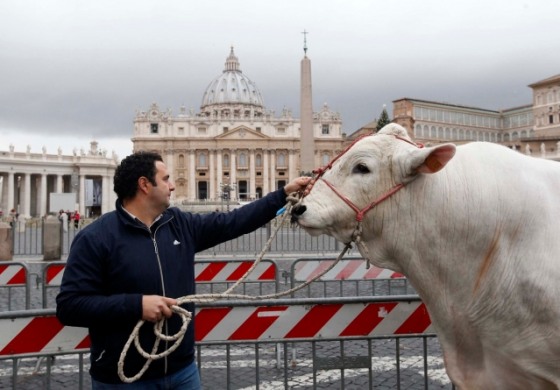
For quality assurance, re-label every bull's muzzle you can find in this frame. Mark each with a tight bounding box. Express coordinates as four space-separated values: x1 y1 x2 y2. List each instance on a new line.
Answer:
290 204 306 223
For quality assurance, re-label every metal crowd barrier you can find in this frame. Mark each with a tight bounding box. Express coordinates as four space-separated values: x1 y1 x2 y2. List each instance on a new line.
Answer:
11 219 80 257
0 296 454 389
19 256 416 310
194 258 280 295
0 262 31 310
41 258 281 309
290 257 414 298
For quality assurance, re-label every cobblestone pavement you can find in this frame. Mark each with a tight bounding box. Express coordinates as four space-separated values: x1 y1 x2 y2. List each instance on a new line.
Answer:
0 257 453 389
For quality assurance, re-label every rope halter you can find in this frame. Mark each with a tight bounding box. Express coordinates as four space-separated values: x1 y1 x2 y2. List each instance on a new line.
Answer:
303 132 423 247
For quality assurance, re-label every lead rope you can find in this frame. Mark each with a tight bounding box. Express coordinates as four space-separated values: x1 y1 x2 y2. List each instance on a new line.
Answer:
118 192 357 383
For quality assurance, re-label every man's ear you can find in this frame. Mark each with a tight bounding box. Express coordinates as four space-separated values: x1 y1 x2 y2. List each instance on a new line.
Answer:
137 176 151 194
404 144 456 175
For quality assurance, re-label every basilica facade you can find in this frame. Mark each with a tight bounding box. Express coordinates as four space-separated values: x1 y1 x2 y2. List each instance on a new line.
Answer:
132 48 345 204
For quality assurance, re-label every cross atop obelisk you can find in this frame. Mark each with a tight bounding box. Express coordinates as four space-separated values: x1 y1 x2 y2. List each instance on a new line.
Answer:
302 29 309 55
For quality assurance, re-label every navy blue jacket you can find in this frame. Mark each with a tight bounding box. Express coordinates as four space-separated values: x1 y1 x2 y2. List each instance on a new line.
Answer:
56 188 287 384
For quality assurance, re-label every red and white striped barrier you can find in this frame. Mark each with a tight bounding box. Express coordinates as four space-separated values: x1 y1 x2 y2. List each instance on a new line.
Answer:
44 263 66 286
195 260 277 282
292 259 404 282
43 260 277 288
0 263 28 286
0 315 90 356
0 298 431 357
195 300 431 342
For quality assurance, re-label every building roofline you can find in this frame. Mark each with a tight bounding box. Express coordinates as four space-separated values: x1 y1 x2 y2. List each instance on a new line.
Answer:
392 97 501 113
392 97 533 114
528 74 560 88
500 104 533 113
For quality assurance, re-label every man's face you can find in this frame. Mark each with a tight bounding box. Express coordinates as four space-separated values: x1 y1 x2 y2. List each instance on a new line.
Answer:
149 160 175 209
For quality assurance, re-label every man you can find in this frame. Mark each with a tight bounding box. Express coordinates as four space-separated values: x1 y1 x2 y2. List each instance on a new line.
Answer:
56 151 311 389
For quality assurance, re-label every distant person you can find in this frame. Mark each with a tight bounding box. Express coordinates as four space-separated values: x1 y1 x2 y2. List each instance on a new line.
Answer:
56 151 311 388
59 210 68 232
73 211 80 229
8 209 16 228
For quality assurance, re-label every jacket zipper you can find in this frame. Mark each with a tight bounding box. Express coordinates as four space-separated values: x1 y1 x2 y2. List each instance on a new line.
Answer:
150 219 173 377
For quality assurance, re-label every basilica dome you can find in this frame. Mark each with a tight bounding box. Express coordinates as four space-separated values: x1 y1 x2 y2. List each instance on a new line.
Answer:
200 47 265 113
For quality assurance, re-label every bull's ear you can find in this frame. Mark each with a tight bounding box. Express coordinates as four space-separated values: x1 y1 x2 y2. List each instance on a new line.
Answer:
410 144 456 174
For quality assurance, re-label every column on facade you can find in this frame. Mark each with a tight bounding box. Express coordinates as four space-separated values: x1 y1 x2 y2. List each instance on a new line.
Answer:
249 149 256 199
7 172 14 213
288 149 297 183
269 150 276 191
209 150 216 200
56 175 63 193
216 151 223 200
23 174 31 217
102 175 111 214
79 175 86 215
40 173 47 217
262 150 269 195
0 174 4 212
230 150 237 200
166 150 174 175
166 149 174 202
188 150 196 200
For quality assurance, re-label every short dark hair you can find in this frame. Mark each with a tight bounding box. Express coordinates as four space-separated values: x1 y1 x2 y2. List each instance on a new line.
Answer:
113 151 163 200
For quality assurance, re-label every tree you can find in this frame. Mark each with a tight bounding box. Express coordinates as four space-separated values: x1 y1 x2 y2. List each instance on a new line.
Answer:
376 106 391 132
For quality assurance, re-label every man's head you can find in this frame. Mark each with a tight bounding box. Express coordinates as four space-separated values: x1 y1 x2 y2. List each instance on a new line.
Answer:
114 151 164 201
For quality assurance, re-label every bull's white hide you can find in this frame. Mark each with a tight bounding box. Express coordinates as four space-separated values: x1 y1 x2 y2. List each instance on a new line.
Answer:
295 123 560 389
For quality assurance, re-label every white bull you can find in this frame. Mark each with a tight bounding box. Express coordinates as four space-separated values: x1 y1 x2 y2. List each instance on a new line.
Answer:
292 123 560 389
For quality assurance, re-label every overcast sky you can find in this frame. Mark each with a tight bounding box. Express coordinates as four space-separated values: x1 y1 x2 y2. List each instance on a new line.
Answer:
1 0 559 160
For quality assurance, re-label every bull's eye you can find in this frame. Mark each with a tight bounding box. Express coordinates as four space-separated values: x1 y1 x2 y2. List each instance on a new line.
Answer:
352 163 370 174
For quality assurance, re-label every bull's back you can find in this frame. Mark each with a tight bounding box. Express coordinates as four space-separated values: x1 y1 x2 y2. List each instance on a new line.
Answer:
455 142 560 190
446 141 560 258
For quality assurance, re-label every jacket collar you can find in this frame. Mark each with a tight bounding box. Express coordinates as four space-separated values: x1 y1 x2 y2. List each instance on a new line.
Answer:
115 199 173 229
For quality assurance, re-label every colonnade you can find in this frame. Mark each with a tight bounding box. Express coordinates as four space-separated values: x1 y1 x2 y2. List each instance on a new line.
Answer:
0 144 117 218
165 148 300 201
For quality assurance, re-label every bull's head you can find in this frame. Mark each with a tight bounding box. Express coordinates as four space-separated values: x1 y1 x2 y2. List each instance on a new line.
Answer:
292 123 456 249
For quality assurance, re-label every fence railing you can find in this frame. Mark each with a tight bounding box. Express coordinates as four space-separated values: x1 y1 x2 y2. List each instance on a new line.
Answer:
9 218 341 257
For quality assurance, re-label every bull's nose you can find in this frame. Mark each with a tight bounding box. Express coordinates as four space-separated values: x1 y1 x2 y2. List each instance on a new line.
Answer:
291 204 306 217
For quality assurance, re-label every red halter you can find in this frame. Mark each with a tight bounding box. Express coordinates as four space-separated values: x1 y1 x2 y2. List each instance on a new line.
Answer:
307 133 423 222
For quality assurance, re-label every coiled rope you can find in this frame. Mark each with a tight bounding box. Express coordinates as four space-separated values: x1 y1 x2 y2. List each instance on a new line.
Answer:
118 192 356 383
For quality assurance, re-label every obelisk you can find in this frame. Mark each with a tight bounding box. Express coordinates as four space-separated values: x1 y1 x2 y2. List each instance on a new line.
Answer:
299 30 314 175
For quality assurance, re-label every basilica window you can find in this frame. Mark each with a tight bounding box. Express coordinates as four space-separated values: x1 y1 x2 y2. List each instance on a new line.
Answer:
321 153 330 166
150 123 159 134
198 152 208 168
277 127 286 134
198 127 207 134
322 124 330 135
238 152 248 168
277 152 287 168
178 154 185 168
223 154 230 168
255 154 262 167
